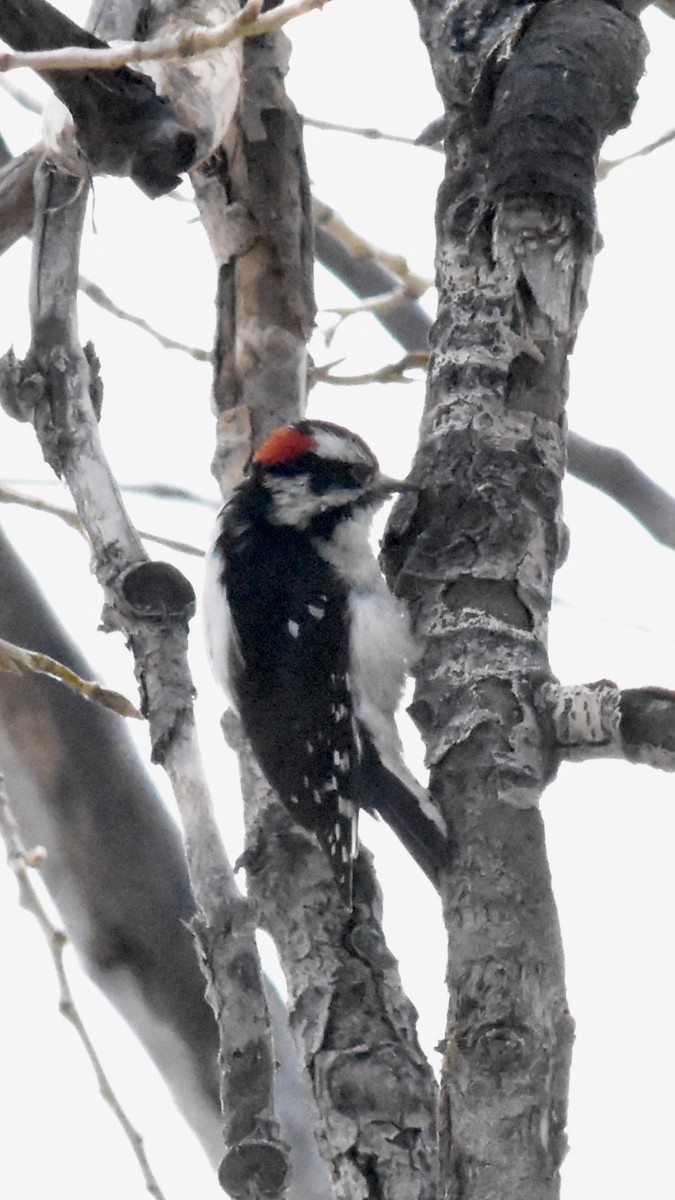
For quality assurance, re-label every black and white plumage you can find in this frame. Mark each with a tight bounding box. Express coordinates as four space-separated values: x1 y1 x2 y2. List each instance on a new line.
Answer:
204 419 446 904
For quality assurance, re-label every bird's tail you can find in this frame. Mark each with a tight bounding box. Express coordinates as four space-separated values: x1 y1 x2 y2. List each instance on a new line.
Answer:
356 725 447 888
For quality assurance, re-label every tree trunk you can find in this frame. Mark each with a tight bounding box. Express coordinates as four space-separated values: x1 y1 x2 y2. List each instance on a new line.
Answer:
383 2 647 1196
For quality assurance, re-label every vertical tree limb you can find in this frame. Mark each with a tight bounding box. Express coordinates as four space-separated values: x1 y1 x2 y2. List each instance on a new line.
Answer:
0 153 289 1197
192 24 442 1192
192 27 315 451
384 2 647 1197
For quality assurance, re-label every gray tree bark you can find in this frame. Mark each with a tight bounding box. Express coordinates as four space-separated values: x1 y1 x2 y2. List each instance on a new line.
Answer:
1 2 672 1199
380 2 647 1197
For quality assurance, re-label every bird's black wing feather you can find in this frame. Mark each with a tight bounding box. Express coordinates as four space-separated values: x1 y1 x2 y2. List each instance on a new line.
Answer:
355 723 446 889
216 504 359 900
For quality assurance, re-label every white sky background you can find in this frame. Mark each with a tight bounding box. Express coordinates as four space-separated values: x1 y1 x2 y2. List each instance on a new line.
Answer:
1 2 675 1197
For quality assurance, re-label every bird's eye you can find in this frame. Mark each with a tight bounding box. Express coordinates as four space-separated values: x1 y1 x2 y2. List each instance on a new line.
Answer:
309 460 373 495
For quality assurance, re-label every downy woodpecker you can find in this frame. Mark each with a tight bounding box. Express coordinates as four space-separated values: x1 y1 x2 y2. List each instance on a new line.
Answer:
204 419 446 904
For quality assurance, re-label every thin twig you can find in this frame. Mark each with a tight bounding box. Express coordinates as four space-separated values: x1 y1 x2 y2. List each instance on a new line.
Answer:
0 485 205 557
312 350 428 386
0 635 143 718
321 286 430 345
324 285 428 317
0 773 167 1200
120 482 214 506
598 125 675 179
313 197 432 296
0 0 329 74
0 75 43 114
79 277 211 362
302 114 430 147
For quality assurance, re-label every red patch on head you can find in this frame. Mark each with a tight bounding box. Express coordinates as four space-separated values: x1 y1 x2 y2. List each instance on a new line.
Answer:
253 426 315 467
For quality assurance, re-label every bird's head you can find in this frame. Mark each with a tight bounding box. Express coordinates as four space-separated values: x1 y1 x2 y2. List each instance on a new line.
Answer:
250 420 416 530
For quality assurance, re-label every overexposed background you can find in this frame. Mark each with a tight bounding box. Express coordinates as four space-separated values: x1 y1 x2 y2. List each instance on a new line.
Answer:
1 2 675 1196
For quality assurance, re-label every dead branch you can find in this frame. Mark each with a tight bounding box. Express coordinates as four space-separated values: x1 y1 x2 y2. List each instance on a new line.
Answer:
312 191 675 556
0 73 43 114
567 432 675 551
302 113 437 147
598 124 675 178
79 275 211 360
0 0 197 196
312 350 428 386
0 484 205 556
0 635 142 717
0 0 329 74
0 154 289 1197
0 771 168 1200
0 522 224 1160
539 680 675 769
313 196 432 296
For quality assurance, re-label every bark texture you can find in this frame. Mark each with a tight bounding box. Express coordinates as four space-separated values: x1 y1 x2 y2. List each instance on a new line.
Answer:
0 0 196 194
194 30 441 1189
229 715 439 1200
0 122 289 1200
382 2 647 1197
192 26 315 466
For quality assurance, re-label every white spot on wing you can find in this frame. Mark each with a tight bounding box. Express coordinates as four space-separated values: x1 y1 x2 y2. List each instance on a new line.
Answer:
288 619 300 638
308 603 325 619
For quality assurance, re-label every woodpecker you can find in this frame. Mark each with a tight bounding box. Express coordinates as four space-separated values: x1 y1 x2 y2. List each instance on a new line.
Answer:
204 419 446 904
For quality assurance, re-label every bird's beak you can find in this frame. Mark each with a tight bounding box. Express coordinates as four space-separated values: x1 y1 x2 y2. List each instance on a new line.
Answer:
369 473 420 498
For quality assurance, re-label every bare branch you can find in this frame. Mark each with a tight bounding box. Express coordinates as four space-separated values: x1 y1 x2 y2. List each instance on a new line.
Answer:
0 1 197 196
0 146 41 256
0 484 205 556
567 433 675 551
79 276 211 361
194 18 315 451
313 196 432 296
302 113 439 148
312 350 428 386
539 680 675 769
0 156 289 1197
0 771 168 1200
0 0 330 74
324 286 427 318
320 285 431 345
598 125 675 179
0 635 142 718
0 73 43 114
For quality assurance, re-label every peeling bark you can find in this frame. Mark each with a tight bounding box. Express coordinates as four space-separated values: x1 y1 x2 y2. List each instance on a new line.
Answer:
192 27 315 458
383 2 647 1197
539 680 675 769
0 0 196 195
0 151 289 1198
